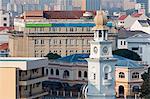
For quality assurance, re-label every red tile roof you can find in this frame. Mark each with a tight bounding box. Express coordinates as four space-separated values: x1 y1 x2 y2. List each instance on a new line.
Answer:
0 27 14 32
43 11 96 19
118 15 128 20
0 43 8 50
131 13 142 17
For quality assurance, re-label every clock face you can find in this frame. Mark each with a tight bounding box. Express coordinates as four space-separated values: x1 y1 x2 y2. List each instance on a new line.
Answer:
102 46 108 54
93 46 98 54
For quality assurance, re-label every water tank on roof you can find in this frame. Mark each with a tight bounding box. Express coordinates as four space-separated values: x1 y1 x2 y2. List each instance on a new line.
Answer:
83 12 93 17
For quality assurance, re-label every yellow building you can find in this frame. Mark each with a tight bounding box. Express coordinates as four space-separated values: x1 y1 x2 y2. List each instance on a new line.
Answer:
0 57 48 99
115 55 148 98
9 18 117 57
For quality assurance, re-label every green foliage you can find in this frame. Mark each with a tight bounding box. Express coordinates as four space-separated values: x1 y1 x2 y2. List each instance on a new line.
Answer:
141 68 150 98
45 53 61 60
112 49 142 61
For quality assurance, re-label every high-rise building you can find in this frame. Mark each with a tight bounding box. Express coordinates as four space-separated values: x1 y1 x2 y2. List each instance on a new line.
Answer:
136 0 150 14
82 0 101 11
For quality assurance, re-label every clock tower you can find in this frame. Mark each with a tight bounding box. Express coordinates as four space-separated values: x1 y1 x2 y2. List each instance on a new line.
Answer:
86 11 117 99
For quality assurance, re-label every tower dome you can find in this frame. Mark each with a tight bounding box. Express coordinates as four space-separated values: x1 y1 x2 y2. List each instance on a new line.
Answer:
92 11 108 30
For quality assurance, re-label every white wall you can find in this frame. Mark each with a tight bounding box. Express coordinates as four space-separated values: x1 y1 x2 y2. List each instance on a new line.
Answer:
142 45 150 65
0 11 10 27
118 39 128 49
130 20 150 34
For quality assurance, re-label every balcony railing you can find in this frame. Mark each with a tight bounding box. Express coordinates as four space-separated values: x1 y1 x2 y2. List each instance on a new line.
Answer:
20 90 48 98
19 74 48 81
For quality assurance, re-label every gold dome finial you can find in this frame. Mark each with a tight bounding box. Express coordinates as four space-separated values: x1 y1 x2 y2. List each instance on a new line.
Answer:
92 10 108 30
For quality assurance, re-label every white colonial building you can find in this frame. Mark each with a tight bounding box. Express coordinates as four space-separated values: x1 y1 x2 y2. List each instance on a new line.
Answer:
117 29 147 49
126 33 150 66
117 13 147 29
130 19 150 34
115 55 147 98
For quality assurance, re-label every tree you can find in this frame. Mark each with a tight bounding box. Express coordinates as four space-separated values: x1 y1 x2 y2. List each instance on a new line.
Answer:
141 68 150 98
45 53 61 60
112 49 142 61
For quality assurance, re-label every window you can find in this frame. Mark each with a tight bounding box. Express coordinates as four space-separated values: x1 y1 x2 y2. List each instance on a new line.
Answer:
78 71 82 77
94 73 96 79
132 86 140 93
35 40 39 45
121 41 123 45
56 69 59 76
3 23 7 26
124 41 126 45
36 82 41 87
41 40 44 44
63 70 70 78
104 73 108 80
82 27 84 31
84 71 87 78
46 69 48 75
139 47 143 54
119 72 125 78
50 69 54 75
70 28 73 32
49 39 51 45
3 17 7 21
132 47 139 50
132 72 139 79
24 86 28 90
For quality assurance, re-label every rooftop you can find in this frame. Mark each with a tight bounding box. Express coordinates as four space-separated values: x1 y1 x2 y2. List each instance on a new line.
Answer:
0 57 45 62
56 54 144 69
118 29 148 39
0 43 8 50
0 57 48 70
118 15 128 20
138 19 150 27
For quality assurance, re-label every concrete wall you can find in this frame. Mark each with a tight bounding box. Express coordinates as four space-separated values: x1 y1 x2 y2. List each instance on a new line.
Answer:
0 68 16 99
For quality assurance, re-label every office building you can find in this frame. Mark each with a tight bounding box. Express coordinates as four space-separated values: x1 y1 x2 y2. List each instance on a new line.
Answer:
0 57 48 99
82 0 101 11
9 11 118 57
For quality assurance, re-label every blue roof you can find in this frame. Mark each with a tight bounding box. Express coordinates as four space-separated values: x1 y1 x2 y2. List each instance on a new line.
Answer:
113 55 143 68
56 54 143 68
57 54 89 63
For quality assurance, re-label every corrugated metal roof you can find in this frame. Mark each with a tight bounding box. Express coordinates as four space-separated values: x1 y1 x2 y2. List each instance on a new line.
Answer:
56 54 143 68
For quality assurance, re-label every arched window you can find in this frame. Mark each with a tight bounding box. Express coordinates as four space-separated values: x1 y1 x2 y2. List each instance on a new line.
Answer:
132 72 139 79
78 71 82 77
56 69 59 76
46 69 49 75
50 69 54 75
119 72 125 78
132 86 140 93
84 71 87 78
63 70 70 78
103 65 112 80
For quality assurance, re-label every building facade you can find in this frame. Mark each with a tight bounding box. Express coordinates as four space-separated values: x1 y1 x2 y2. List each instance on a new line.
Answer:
82 0 101 11
9 11 118 57
46 53 147 98
126 33 150 66
0 10 10 27
117 13 148 29
115 55 147 98
130 19 150 34
0 57 48 99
